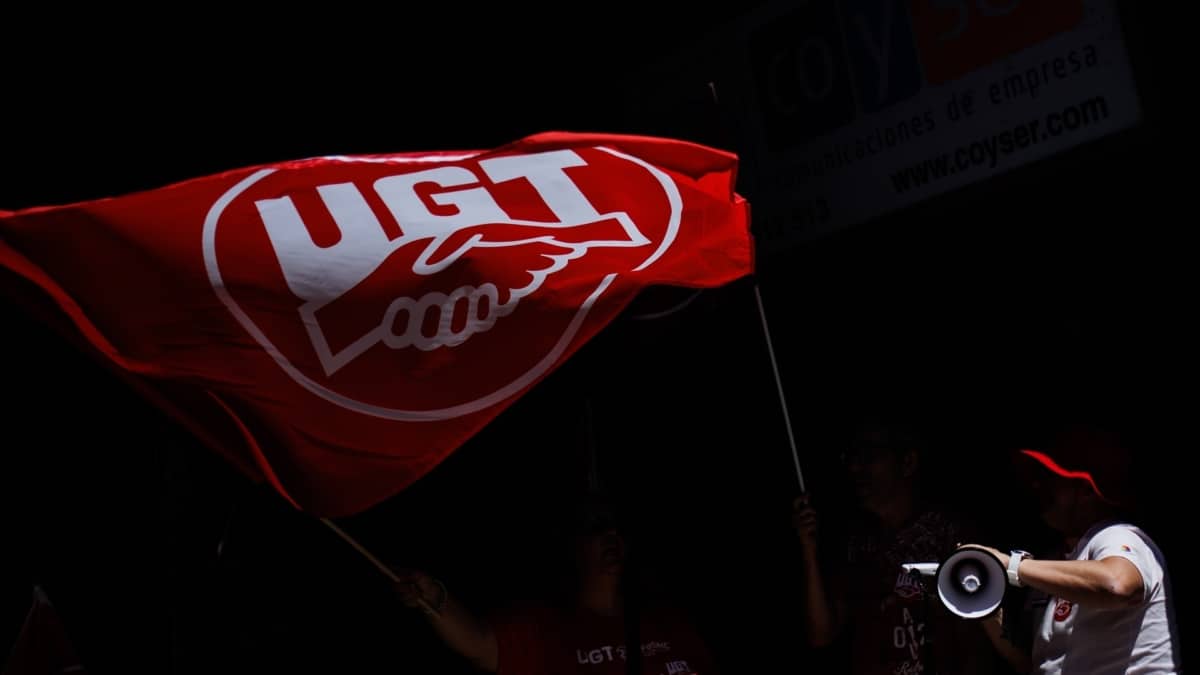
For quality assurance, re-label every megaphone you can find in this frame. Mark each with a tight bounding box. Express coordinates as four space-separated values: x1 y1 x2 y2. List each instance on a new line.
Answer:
902 546 1007 619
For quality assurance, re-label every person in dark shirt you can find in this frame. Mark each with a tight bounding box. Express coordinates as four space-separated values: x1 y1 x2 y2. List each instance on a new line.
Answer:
792 419 997 675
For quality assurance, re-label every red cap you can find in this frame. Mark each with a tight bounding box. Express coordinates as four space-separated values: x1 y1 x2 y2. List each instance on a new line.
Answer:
1016 425 1134 505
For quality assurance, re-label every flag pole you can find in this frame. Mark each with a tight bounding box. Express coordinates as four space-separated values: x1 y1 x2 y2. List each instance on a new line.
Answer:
319 517 440 617
753 283 806 492
700 79 807 491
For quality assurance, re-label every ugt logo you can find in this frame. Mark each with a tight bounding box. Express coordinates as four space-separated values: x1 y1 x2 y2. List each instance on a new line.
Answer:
203 146 681 420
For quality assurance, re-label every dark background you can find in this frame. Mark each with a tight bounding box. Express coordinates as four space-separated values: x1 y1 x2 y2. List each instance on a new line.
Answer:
1 2 1187 673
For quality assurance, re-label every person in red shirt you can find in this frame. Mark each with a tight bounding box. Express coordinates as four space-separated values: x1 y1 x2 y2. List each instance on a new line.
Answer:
394 494 718 674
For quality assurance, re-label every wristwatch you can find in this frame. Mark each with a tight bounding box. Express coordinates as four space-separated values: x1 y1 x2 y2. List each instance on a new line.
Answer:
1007 549 1032 587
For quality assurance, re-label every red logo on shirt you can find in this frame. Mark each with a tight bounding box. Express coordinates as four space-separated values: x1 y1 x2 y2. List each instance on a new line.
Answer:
1053 599 1074 622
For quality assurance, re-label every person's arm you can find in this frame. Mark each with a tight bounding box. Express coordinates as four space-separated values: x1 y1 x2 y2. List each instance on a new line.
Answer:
979 607 1032 674
964 546 1144 609
929 602 1008 675
793 496 848 647
394 570 499 672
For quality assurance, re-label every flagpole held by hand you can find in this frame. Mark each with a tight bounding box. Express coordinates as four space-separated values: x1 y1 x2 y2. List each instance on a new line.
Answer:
319 517 440 617
754 283 806 492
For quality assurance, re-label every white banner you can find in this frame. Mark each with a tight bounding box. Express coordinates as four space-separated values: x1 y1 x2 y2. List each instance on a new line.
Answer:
711 0 1143 256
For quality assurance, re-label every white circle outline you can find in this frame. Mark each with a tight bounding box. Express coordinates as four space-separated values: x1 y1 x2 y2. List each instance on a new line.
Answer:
202 146 681 421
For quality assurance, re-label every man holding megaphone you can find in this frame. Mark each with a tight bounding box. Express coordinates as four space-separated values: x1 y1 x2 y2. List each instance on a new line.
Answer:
957 425 1181 674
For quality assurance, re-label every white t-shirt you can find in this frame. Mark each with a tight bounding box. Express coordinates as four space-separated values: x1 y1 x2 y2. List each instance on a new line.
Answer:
1033 522 1181 674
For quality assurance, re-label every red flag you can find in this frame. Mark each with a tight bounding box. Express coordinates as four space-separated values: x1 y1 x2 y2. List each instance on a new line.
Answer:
0 132 753 516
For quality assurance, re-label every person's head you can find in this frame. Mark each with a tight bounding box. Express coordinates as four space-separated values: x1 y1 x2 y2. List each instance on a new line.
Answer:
567 493 627 584
1016 424 1134 536
841 418 924 516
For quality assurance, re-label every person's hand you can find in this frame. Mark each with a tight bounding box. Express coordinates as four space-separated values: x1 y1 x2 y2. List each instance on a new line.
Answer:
957 543 1011 568
792 494 819 553
392 569 446 612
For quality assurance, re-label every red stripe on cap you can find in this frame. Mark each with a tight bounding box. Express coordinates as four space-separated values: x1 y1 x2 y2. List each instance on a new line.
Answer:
1019 449 1115 504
